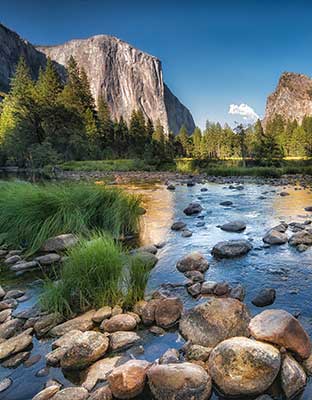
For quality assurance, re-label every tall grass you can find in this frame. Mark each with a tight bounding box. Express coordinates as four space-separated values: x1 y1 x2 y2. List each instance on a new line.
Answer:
0 181 141 254
40 235 155 316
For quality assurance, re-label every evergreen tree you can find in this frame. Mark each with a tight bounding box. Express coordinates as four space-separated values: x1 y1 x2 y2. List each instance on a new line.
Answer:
129 109 147 156
97 95 114 150
191 127 202 158
176 125 189 156
36 58 62 106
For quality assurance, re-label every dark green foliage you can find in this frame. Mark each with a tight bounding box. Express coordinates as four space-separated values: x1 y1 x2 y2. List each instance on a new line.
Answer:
0 181 141 254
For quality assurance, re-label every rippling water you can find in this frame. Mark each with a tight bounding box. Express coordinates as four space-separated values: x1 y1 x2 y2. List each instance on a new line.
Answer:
2 181 312 399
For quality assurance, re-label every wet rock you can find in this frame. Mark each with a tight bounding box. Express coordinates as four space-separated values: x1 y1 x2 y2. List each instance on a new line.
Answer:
0 298 18 310
167 184 175 190
34 254 61 265
179 298 250 347
4 255 22 265
186 180 195 187
298 244 309 252
32 385 60 400
305 206 312 211
2 351 30 368
184 270 204 283
214 281 230 296
24 353 41 367
183 202 203 216
185 344 212 362
41 234 78 252
52 329 82 349
0 378 12 393
0 328 33 360
132 300 147 317
289 230 312 246
51 387 88 400
281 354 307 398
209 337 281 396
141 300 160 325
201 281 217 295
249 309 312 359
280 191 290 196
229 284 245 301
220 220 246 232
88 386 113 400
254 396 273 400
49 310 95 336
252 288 276 307
46 331 86 366
60 331 109 370
0 309 12 323
181 229 192 237
34 313 64 337
108 359 150 399
155 297 183 328
187 283 202 297
212 239 252 258
159 348 180 364
4 289 25 300
92 306 112 323
171 221 186 231
272 223 288 233
101 314 137 333
0 318 24 339
200 187 208 192
82 355 127 391
36 367 50 377
263 230 288 245
149 326 165 336
148 362 211 400
196 221 205 227
176 252 209 273
134 245 158 255
109 331 141 351
0 286 5 299
220 200 233 206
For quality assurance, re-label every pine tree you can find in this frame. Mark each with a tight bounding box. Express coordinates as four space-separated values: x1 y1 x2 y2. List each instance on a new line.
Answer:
129 109 147 156
97 95 114 149
177 125 189 156
191 127 202 158
36 58 62 106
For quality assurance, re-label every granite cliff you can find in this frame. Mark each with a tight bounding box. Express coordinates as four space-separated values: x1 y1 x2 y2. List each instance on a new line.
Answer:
263 72 312 127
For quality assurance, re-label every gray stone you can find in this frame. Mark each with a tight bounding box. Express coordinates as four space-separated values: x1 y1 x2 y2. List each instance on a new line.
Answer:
101 314 137 333
0 318 24 339
181 229 192 237
0 286 6 299
187 283 202 297
10 261 39 272
220 200 233 206
34 313 63 337
212 239 252 258
50 387 89 400
281 354 307 398
159 348 180 364
34 253 61 265
0 378 12 393
3 289 25 300
183 202 203 216
109 331 141 351
0 328 33 360
49 310 95 336
2 351 30 368
229 284 246 301
32 385 60 400
263 229 288 245
176 252 209 273
220 220 246 232
289 230 312 246
41 234 78 252
201 280 217 295
4 255 22 265
92 306 112 323
252 288 276 307
171 221 186 231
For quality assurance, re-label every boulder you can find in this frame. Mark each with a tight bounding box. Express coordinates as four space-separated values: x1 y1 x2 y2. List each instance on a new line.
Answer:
32 385 60 400
183 202 202 216
176 252 209 273
214 281 230 296
134 251 158 268
184 270 204 283
263 230 288 245
249 309 311 359
229 284 245 301
82 355 127 391
101 314 137 333
109 331 141 351
187 283 202 297
34 254 61 265
0 318 24 339
0 328 33 360
179 298 250 347
147 362 211 400
88 386 112 400
209 337 281 396
41 233 78 252
52 329 82 349
252 288 276 307
281 354 306 398
271 223 288 233
92 306 112 323
155 297 183 328
289 230 312 246
212 239 252 258
107 360 150 399
60 331 109 370
49 310 95 336
220 220 246 232
171 221 186 231
50 387 88 400
34 313 63 337
201 281 217 295
167 184 176 191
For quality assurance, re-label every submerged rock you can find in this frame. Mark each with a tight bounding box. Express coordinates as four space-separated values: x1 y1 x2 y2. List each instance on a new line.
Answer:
148 362 211 400
179 298 250 347
220 200 233 206
209 337 281 396
212 239 252 258
183 202 203 216
181 229 192 237
41 233 78 252
107 359 150 399
249 309 311 359
176 252 209 273
252 288 276 307
281 354 307 398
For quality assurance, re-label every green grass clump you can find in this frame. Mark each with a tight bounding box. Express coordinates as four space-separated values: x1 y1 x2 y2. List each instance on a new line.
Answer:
40 235 155 316
0 181 141 254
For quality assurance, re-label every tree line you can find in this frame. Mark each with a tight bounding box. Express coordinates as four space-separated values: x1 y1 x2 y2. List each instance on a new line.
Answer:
1 56 312 168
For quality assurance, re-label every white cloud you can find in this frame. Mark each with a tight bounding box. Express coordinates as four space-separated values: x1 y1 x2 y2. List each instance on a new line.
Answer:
228 103 259 122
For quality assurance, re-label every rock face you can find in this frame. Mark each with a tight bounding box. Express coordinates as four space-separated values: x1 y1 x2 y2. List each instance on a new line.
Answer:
249 309 312 359
263 72 312 127
209 337 281 396
147 362 212 400
179 298 250 347
37 36 195 134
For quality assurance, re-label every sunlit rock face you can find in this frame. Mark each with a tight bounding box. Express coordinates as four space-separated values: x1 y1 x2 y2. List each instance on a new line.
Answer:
37 35 195 134
263 72 312 127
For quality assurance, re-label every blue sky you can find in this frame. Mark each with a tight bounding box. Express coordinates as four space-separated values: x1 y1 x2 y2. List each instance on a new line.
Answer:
2 0 312 129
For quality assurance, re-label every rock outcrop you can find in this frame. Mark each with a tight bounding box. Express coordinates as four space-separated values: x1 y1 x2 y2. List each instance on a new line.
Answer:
263 72 312 127
37 35 195 134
